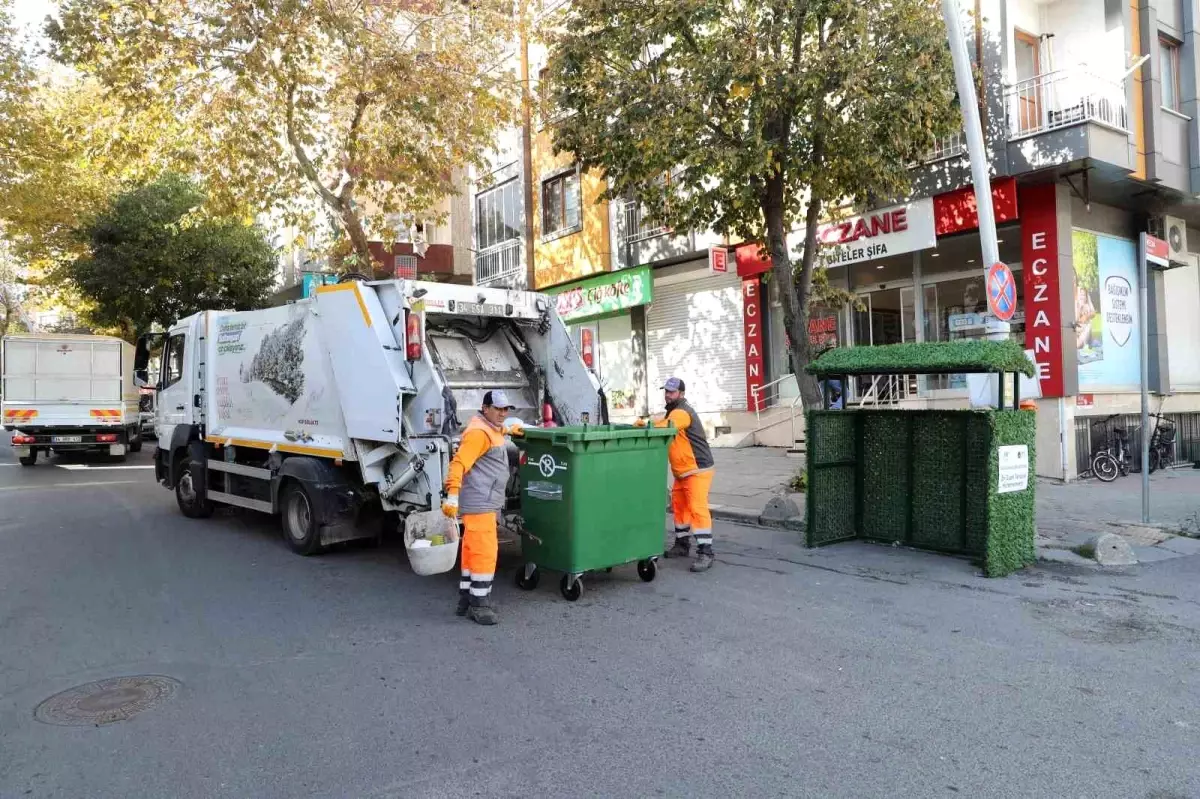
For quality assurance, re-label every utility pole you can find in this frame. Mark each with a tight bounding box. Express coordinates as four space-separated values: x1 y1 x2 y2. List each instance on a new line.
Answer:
940 0 1008 341
1138 232 1151 523
519 0 537 292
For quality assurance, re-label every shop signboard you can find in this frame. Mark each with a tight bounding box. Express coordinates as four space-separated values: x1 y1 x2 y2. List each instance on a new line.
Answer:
1072 230 1141 389
546 265 653 324
1020 184 1066 397
816 198 936 267
709 247 730 274
742 277 765 411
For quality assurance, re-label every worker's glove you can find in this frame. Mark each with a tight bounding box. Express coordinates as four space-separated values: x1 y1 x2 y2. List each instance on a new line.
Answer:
503 417 525 437
441 493 459 518
632 418 648 428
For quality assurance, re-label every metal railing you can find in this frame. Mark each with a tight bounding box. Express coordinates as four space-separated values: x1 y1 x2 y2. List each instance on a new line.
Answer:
855 374 917 406
1004 69 1129 139
923 130 967 162
621 200 669 244
474 238 522 286
750 373 799 422
1074 411 1200 476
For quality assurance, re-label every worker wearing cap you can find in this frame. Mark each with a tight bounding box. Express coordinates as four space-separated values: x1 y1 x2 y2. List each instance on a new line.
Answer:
442 390 524 625
635 377 716 572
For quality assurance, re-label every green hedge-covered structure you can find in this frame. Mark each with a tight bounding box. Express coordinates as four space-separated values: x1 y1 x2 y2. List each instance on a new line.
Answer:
805 341 1037 577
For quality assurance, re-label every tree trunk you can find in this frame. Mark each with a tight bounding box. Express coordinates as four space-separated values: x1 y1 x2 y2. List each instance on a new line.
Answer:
763 180 824 412
337 201 375 276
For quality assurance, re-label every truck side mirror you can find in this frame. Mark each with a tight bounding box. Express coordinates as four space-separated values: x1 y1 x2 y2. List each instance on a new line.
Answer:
133 332 165 390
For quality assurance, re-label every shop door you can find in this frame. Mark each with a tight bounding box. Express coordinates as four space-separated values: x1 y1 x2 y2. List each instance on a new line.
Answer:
851 288 915 400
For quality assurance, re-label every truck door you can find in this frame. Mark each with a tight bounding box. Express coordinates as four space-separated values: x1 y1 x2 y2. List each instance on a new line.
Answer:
155 325 193 449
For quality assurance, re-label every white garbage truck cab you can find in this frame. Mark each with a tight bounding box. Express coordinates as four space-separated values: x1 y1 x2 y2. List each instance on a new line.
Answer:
135 278 602 554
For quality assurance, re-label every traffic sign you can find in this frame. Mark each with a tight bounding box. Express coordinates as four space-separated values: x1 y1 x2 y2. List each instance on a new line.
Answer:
986 262 1017 322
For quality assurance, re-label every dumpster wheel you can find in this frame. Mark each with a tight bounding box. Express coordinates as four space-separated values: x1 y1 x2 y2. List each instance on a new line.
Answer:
636 558 658 582
515 563 540 591
559 574 583 602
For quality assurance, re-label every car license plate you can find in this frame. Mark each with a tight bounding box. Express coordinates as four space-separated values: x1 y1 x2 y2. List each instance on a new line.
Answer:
454 301 505 316
52 435 82 444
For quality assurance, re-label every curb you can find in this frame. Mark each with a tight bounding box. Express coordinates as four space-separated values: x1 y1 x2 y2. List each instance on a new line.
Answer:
711 506 806 532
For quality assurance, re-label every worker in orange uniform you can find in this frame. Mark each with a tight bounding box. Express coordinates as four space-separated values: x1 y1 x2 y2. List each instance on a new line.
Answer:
442 390 524 625
635 377 715 572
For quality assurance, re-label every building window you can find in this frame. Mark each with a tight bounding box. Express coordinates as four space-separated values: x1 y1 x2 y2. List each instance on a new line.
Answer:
475 177 521 252
1160 37 1181 112
541 168 581 238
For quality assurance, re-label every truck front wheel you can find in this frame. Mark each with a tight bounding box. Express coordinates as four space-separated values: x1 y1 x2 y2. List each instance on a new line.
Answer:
175 457 214 519
281 482 323 556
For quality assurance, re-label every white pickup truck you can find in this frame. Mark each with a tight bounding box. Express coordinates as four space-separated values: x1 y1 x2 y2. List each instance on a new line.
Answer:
135 278 602 554
1 333 144 466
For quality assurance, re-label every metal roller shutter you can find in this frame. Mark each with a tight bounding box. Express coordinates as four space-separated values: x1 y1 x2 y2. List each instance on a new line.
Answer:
646 267 746 412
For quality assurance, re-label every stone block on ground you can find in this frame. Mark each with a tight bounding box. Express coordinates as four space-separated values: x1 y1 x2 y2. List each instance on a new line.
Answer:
1077 533 1138 566
761 495 802 523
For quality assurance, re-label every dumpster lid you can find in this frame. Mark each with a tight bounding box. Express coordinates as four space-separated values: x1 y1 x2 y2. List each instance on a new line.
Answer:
521 424 676 443
806 340 1035 378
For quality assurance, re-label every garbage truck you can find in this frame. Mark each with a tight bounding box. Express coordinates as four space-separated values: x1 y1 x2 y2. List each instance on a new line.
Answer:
134 278 603 554
2 333 144 466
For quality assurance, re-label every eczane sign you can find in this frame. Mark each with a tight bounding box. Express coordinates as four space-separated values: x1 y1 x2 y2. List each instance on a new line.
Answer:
816 198 936 266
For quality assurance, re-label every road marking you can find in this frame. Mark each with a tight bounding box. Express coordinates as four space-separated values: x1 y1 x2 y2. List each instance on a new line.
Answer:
56 464 155 471
0 480 143 491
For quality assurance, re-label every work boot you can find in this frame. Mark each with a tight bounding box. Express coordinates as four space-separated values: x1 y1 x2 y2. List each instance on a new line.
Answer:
455 591 470 617
691 545 715 572
467 596 498 626
666 534 693 559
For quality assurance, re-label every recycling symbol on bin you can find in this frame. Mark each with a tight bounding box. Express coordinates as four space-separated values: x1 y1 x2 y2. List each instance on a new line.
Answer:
537 454 568 478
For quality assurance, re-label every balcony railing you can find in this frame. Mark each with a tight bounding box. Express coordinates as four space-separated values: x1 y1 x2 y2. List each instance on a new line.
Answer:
474 238 522 286
923 130 968 162
621 200 669 245
1005 69 1128 139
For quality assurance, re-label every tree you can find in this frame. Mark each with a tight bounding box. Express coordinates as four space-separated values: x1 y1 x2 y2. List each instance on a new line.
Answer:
546 0 958 407
51 0 519 273
68 174 276 339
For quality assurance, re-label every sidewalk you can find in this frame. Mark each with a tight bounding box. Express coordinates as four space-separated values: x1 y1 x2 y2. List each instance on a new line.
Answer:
706 446 1200 562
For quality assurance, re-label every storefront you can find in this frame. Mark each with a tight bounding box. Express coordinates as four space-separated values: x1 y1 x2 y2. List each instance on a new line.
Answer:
645 259 748 413
545 266 652 419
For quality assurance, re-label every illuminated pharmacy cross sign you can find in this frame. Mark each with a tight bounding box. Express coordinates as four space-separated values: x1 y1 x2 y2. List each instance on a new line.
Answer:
986 262 1017 322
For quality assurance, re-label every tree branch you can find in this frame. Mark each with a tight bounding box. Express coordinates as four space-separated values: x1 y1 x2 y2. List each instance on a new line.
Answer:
285 83 341 210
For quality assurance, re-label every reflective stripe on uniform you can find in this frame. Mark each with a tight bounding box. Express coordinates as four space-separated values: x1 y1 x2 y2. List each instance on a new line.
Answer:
469 579 493 597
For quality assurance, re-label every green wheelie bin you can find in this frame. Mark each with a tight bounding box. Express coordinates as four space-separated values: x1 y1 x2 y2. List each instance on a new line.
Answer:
514 424 675 601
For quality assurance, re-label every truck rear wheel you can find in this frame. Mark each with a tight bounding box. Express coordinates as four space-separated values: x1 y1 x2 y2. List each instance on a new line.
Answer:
128 426 142 453
282 482 323 556
19 449 37 467
175 457 214 518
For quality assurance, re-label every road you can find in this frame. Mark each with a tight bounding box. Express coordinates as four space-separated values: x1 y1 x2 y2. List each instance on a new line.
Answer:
1 433 1199 799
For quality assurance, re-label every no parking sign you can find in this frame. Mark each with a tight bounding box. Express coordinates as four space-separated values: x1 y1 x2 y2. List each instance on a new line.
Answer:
986 262 1017 322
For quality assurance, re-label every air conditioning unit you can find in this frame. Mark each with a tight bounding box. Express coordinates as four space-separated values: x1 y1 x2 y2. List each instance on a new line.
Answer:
1149 215 1189 265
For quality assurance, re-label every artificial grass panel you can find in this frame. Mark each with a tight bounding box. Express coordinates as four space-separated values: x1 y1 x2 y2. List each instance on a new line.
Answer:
807 340 1036 377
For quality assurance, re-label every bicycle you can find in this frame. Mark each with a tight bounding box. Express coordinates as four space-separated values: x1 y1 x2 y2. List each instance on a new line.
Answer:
1090 416 1130 482
1148 414 1177 474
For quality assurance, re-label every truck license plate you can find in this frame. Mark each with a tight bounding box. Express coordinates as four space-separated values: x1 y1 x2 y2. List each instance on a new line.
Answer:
454 301 505 316
52 435 82 444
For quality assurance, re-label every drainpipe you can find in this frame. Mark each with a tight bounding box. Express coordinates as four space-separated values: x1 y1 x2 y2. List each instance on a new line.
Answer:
519 0 536 292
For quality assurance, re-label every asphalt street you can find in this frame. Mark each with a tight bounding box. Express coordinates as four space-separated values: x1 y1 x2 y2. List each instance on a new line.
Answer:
1 433 1199 799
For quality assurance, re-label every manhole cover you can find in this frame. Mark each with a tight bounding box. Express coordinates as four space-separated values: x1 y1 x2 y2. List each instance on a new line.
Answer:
34 675 181 726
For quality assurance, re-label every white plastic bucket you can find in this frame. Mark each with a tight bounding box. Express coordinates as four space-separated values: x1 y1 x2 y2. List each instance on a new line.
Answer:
404 510 460 576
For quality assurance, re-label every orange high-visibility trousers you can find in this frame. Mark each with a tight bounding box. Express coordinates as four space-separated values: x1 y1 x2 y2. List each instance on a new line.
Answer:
671 470 714 548
460 512 498 599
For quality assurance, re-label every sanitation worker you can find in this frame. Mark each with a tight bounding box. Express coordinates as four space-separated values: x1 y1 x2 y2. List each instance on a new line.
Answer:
635 377 715 572
442 390 524 625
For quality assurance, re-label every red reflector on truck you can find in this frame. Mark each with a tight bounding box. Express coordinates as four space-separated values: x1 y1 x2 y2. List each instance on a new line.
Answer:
96 433 118 443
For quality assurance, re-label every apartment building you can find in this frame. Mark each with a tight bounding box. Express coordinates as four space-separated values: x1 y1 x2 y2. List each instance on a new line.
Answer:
768 0 1200 478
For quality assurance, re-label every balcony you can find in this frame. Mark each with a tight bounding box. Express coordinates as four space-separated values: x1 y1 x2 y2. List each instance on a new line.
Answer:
923 130 967 163
1005 68 1128 140
621 200 669 245
474 238 522 287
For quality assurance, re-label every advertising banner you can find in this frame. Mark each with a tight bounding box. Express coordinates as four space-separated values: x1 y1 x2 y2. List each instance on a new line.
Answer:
1072 231 1140 388
547 265 652 324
